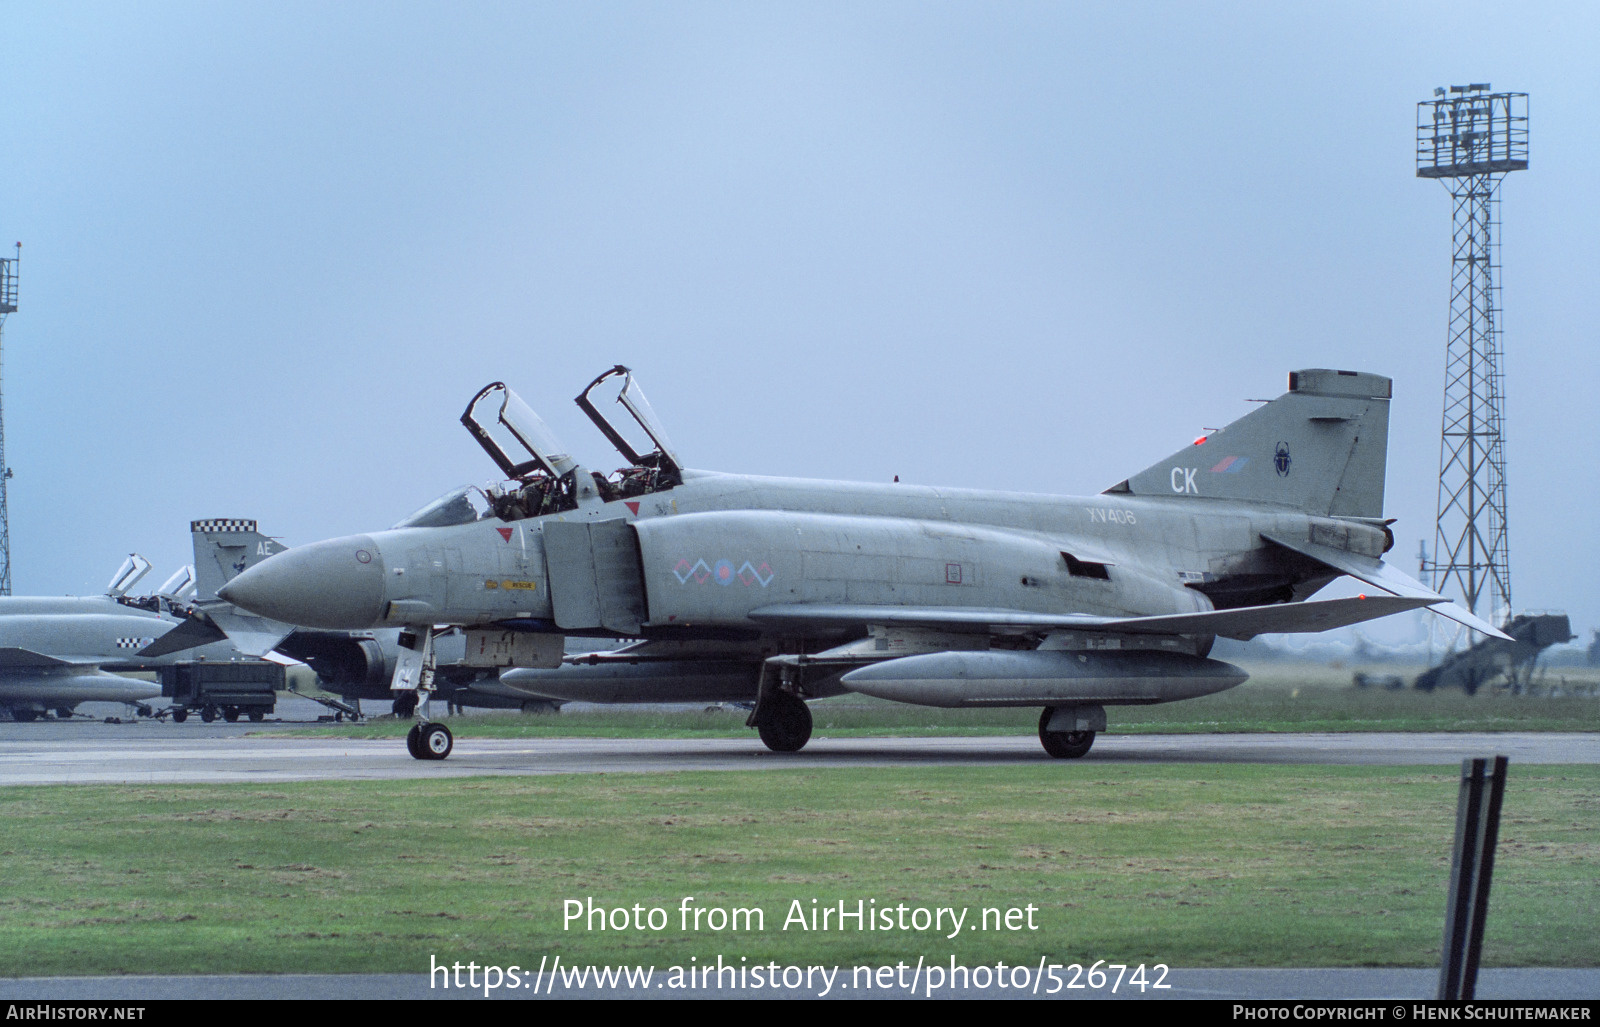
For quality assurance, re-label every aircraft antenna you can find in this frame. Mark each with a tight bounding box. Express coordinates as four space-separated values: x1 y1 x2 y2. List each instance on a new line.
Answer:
1415 86 1526 644
0 242 16 595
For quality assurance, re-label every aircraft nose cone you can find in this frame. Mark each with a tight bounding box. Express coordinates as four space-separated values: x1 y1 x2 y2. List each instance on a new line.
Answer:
219 535 387 629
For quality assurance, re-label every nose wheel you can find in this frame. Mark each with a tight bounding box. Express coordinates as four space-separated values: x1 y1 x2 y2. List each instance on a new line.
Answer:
406 721 453 760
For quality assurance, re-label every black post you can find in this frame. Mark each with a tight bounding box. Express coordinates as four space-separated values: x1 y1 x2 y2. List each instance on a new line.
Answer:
1438 755 1509 1000
1460 755 1509 998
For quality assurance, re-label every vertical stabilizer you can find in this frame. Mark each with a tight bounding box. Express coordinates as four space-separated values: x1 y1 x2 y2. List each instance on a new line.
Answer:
191 519 285 601
1109 369 1391 518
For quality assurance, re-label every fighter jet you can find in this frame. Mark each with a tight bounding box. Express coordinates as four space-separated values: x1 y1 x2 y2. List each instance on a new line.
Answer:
156 520 563 718
218 366 1509 760
0 554 227 719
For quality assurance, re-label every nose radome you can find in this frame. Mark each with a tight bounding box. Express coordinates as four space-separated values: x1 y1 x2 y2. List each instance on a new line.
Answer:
218 535 387 629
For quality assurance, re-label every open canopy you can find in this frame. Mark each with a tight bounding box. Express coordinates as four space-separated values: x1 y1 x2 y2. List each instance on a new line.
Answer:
576 365 682 479
461 382 578 482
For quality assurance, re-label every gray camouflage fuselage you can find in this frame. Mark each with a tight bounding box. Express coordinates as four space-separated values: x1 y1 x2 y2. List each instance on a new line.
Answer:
0 595 246 712
225 474 1382 638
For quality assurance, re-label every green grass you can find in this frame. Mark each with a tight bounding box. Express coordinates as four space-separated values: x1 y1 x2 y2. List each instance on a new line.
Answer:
287 663 1600 740
1 764 1595 974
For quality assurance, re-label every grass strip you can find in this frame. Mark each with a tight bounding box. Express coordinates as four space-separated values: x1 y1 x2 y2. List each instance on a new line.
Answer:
1 764 1594 974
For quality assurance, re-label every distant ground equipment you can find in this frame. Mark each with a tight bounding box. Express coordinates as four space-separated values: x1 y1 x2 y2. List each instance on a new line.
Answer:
158 660 284 722
1413 612 1574 694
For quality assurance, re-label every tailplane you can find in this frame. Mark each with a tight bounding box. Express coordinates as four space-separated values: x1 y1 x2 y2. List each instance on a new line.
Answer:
1109 369 1391 518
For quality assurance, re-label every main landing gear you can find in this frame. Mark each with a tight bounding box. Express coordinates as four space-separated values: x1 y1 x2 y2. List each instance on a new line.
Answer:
406 721 453 760
754 688 813 753
1038 708 1096 759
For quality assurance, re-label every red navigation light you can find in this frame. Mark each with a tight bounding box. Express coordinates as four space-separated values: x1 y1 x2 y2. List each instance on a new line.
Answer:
1193 436 1207 446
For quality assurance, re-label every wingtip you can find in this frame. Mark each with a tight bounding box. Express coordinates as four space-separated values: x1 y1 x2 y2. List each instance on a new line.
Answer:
1430 602 1514 641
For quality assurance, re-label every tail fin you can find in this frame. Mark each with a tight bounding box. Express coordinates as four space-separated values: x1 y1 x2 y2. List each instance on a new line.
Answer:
191 519 286 601
1108 369 1391 517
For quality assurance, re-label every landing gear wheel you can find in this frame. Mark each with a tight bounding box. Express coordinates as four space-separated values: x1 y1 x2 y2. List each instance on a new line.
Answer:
172 709 189 724
13 709 36 723
406 723 423 759
55 708 75 720
200 707 217 723
419 722 453 760
756 691 812 753
1038 709 1095 759
248 710 265 722
223 708 240 723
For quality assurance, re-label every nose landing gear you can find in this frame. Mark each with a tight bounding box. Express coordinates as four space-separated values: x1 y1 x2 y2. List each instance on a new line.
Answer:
406 721 453 760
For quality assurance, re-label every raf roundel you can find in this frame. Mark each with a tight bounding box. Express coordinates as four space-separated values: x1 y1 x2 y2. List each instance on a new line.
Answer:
713 559 736 586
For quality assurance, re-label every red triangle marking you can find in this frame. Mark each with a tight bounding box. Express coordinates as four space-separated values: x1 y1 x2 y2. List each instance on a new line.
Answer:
625 501 640 515
497 527 513 542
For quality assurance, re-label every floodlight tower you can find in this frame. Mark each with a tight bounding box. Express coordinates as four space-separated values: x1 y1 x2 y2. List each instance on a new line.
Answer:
0 242 16 595
1416 85 1527 637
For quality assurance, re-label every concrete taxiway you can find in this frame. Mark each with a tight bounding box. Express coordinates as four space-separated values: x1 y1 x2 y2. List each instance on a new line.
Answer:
0 731 1593 786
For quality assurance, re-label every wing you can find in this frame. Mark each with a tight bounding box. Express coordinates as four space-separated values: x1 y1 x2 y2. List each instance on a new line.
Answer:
0 647 92 668
748 593 1439 641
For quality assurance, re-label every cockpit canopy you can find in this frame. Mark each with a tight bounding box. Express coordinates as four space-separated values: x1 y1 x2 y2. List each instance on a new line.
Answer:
460 382 588 518
462 382 578 482
576 364 683 496
449 369 686 524
106 554 152 597
392 486 495 530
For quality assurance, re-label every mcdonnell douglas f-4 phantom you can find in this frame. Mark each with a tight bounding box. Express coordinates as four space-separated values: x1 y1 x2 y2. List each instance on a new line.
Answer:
0 546 259 720
218 366 1507 760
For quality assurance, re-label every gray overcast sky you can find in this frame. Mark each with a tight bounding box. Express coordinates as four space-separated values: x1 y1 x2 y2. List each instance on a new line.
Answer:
1 1 1595 641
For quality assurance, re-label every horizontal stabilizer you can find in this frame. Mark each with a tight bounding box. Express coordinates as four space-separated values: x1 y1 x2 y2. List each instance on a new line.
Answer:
137 615 228 658
749 593 1439 641
190 600 295 657
1262 533 1513 641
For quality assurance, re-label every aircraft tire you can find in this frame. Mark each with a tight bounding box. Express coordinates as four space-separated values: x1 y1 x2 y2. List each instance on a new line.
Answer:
172 709 189 724
223 708 240 723
12 708 36 723
200 707 217 723
756 691 812 753
405 723 423 759
55 708 75 720
248 710 265 722
420 722 453 760
1038 710 1095 759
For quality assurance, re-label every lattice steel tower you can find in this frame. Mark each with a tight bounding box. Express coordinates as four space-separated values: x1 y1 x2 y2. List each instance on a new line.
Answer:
1416 86 1527 634
0 242 16 595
